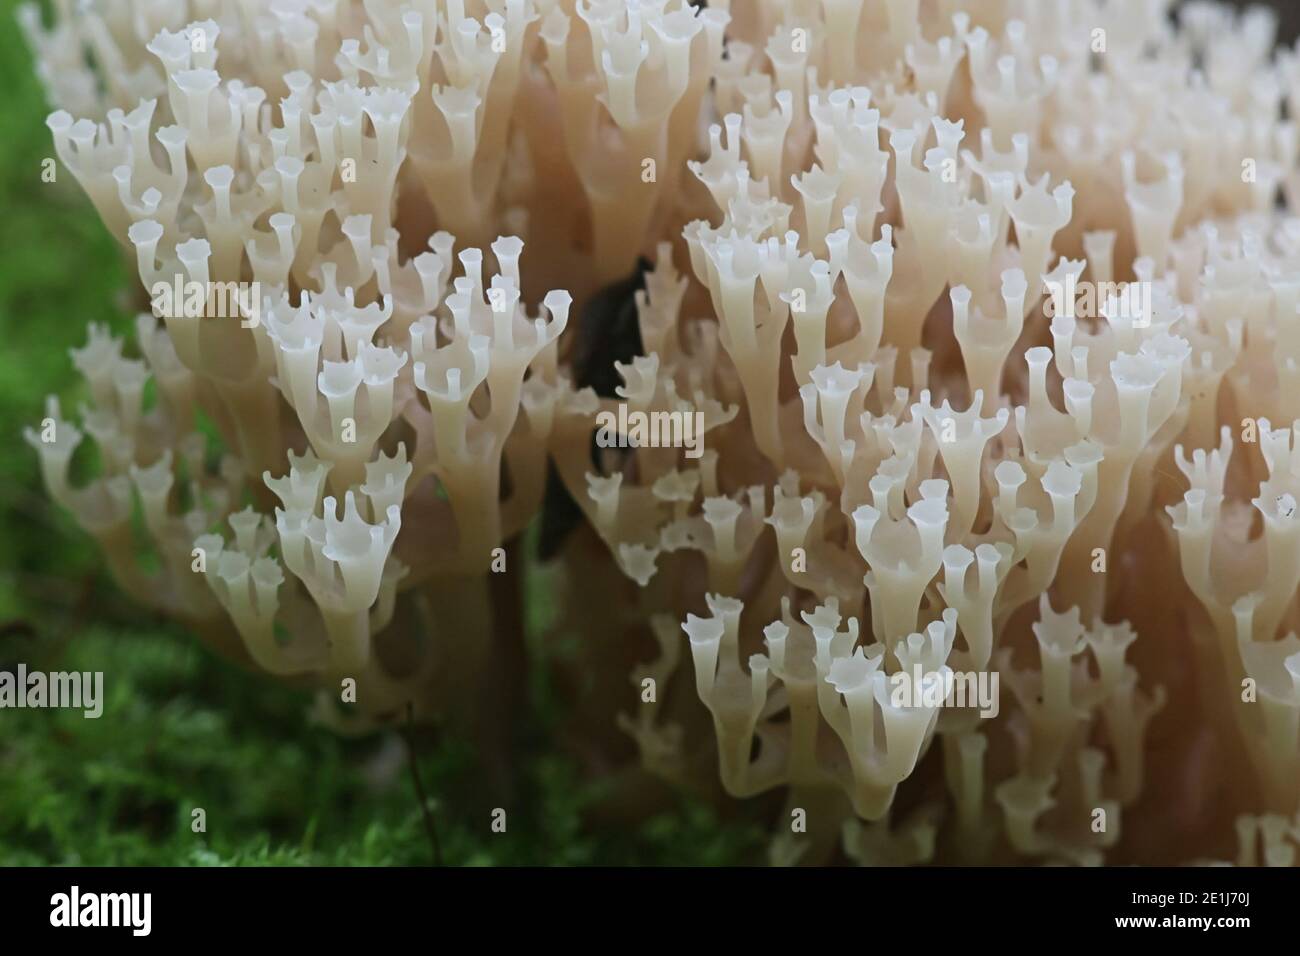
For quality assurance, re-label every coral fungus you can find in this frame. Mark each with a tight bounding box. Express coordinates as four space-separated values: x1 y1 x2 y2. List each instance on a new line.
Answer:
21 0 1300 865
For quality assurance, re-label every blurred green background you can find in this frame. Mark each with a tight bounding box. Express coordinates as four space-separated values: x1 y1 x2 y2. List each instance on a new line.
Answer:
0 0 764 866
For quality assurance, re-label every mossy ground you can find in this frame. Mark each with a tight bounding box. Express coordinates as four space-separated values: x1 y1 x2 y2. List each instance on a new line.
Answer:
0 621 766 865
0 0 764 866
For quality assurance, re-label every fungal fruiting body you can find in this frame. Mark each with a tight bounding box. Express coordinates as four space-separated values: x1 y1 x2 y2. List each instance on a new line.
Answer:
22 0 1300 865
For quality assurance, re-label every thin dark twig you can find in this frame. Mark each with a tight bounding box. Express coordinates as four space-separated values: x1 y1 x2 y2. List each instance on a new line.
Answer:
403 702 443 866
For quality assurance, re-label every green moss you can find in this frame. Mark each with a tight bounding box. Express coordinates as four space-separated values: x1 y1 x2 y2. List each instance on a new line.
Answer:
0 624 766 865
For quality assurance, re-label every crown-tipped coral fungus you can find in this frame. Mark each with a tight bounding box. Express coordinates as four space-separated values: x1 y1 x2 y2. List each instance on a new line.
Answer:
20 0 1300 866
